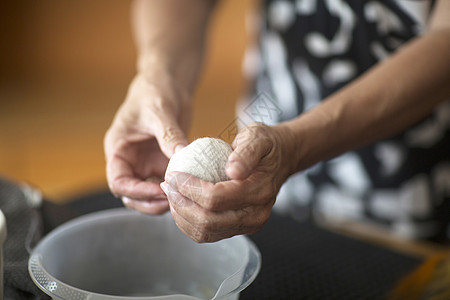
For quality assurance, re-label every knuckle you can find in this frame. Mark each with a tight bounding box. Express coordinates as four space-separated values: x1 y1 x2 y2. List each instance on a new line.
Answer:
191 229 210 244
259 186 274 203
201 189 220 210
233 123 272 153
204 199 219 211
193 209 220 235
270 182 279 200
247 123 273 151
204 196 220 211
161 126 183 144
242 142 258 157
109 180 123 196
203 187 226 211
258 182 273 200
202 187 214 201
248 122 270 137
197 216 215 233
249 210 270 232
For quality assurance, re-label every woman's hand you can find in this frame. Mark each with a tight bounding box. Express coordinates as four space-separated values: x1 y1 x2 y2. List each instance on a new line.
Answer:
104 72 191 215
161 123 297 242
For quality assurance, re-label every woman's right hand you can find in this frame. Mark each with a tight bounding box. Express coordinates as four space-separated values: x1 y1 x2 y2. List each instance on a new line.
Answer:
104 71 191 215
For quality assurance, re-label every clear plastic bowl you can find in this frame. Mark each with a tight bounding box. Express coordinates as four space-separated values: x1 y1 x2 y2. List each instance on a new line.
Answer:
28 208 260 300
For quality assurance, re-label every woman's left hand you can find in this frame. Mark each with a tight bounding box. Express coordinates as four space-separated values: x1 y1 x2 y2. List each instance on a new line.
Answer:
161 122 297 243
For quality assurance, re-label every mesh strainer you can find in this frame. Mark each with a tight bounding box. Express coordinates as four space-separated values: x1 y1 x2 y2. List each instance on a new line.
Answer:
28 208 260 300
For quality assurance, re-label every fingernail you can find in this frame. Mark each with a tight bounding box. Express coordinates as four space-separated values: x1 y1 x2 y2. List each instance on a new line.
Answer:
165 183 178 194
122 196 131 204
160 182 169 194
134 200 162 209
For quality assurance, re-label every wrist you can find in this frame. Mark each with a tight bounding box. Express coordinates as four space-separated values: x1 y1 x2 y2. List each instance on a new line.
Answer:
136 52 178 89
280 106 336 174
274 123 302 179
137 51 173 75
134 60 192 107
137 49 202 96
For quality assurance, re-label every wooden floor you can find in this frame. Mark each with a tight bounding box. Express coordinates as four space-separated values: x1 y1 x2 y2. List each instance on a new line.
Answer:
0 0 249 202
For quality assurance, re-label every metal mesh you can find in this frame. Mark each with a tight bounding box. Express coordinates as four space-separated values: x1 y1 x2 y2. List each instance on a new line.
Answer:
29 255 87 300
0 177 50 300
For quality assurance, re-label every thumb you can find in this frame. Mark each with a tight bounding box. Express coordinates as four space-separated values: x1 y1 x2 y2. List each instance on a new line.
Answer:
225 125 272 180
153 116 188 158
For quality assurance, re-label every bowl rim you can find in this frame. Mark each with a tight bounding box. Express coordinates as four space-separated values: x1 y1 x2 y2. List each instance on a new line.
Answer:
28 207 261 300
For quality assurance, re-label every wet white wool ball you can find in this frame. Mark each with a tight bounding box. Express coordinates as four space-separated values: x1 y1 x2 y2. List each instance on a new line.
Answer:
165 138 232 183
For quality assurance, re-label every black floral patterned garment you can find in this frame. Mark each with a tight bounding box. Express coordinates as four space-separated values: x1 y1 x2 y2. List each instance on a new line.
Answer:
239 0 449 241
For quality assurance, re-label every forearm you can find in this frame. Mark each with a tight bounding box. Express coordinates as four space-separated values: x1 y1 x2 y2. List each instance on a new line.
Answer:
283 28 450 173
132 0 216 94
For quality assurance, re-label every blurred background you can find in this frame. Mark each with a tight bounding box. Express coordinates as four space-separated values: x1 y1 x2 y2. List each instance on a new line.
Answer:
0 0 250 202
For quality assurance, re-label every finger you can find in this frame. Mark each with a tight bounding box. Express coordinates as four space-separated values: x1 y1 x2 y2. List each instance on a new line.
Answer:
226 124 272 180
169 205 241 243
169 205 229 243
165 172 260 211
164 172 213 205
167 193 266 243
107 156 166 200
153 116 188 158
162 184 215 241
160 182 194 208
122 197 169 215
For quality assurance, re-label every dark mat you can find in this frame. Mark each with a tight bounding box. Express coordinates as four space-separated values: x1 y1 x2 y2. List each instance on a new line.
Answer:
46 191 421 300
240 214 421 300
0 178 49 300
4 185 422 300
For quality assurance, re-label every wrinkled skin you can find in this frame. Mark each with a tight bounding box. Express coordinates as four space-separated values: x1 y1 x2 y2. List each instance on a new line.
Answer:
104 73 191 215
161 123 296 243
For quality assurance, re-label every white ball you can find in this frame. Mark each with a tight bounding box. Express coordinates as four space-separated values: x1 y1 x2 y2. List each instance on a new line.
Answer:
165 138 233 183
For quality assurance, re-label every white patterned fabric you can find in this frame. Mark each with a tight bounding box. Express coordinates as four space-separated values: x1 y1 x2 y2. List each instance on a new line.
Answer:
239 0 449 241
